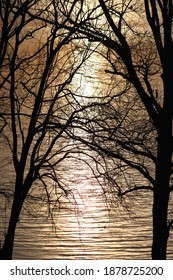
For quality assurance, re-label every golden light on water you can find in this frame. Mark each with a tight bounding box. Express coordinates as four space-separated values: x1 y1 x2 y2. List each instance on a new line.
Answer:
1 0 173 261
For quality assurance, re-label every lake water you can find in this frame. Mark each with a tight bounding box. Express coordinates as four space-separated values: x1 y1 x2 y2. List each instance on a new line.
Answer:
1 149 172 260
0 52 173 260
4 157 153 260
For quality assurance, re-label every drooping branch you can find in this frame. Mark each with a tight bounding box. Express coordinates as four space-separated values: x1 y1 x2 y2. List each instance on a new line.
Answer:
67 128 156 187
118 185 153 197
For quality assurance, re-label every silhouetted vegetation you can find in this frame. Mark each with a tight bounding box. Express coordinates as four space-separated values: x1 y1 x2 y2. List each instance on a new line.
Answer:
0 0 173 260
0 0 90 259
61 0 173 259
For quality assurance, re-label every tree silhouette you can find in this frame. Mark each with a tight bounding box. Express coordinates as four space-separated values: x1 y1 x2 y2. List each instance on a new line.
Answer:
0 0 89 259
63 0 173 259
1 0 173 260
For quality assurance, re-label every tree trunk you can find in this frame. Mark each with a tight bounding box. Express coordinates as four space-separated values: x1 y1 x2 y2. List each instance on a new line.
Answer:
152 183 169 259
0 223 16 259
152 118 172 259
0 195 22 259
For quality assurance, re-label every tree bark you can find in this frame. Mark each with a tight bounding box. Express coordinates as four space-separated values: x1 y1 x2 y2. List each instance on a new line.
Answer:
0 192 22 260
152 117 172 259
152 182 169 259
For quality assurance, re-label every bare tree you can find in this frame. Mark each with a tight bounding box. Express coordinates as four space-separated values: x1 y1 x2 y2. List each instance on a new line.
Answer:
62 0 173 259
0 0 90 259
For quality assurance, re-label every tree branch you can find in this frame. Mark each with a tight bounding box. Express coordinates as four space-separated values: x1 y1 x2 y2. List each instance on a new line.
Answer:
118 185 153 197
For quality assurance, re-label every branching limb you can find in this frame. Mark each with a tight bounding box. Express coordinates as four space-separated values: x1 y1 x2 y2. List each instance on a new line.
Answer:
118 185 153 197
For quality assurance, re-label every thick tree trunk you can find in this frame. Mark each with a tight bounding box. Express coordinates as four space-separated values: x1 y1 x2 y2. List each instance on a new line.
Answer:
0 195 22 260
152 184 169 259
0 222 17 260
152 118 172 259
